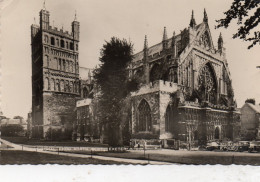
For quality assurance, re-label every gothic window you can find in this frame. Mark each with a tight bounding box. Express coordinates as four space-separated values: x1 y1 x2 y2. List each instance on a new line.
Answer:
215 127 220 139
61 40 64 48
66 41 69 49
165 105 174 132
137 99 152 132
76 44 78 51
56 79 60 91
51 37 55 45
198 63 217 104
70 42 74 50
150 64 161 83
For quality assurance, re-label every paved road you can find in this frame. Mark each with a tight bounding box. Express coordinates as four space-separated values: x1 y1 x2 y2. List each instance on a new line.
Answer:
0 138 172 165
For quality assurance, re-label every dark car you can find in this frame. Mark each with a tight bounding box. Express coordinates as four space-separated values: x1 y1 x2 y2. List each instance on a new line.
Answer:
236 141 250 152
248 141 260 153
206 141 220 151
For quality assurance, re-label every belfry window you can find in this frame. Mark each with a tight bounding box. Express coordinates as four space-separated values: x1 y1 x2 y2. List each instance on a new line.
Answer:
137 100 152 132
61 40 65 48
51 37 55 45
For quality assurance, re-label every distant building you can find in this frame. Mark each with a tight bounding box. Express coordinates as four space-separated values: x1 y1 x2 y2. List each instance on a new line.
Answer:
73 68 100 141
240 102 260 140
31 7 80 138
0 118 28 136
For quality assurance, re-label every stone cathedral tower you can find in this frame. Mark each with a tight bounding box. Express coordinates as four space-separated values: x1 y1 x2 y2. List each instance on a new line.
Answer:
31 7 80 139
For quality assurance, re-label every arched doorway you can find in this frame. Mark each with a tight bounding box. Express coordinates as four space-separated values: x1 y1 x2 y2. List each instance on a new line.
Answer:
138 100 152 132
215 127 220 139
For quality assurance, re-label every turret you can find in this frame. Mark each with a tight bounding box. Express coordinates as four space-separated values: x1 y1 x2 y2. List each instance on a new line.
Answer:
189 10 196 28
218 33 223 50
143 35 150 84
39 9 50 30
171 31 176 57
203 8 208 23
72 12 80 41
143 35 148 60
162 27 168 50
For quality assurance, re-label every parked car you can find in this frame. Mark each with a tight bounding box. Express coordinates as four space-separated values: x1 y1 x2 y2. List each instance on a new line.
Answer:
248 141 260 153
236 141 250 152
206 141 220 151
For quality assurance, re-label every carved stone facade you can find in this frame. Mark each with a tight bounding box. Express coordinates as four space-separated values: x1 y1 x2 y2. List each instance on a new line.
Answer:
129 10 240 147
31 8 80 138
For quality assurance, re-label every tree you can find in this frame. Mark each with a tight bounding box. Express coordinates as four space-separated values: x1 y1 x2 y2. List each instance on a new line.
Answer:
1 124 24 136
13 116 24 120
216 0 260 49
94 37 138 147
245 98 256 105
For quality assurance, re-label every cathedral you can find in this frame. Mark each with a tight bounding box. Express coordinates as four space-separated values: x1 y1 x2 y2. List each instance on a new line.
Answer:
128 10 241 148
31 7 80 138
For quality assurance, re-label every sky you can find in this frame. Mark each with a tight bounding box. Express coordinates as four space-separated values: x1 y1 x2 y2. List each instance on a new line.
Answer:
1 0 260 119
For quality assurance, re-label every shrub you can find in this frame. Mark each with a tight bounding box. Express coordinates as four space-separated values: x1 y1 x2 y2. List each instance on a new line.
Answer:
1 124 24 136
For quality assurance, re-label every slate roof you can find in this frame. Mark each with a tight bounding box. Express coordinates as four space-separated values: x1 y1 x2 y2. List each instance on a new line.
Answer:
133 23 203 62
244 103 260 113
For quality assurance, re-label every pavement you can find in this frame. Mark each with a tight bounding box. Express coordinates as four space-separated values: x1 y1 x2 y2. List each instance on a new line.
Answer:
0 138 172 165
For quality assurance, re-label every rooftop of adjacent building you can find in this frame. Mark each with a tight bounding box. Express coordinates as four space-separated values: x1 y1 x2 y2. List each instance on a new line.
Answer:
242 102 260 114
0 118 27 125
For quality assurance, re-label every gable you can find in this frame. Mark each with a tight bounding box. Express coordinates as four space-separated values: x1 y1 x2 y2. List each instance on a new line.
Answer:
194 24 215 51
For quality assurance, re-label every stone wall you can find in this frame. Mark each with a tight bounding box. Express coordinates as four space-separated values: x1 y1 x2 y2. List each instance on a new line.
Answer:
42 92 77 137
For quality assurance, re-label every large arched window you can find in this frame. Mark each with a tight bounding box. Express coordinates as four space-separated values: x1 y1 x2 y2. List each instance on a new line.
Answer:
150 64 161 83
137 99 152 132
198 63 217 104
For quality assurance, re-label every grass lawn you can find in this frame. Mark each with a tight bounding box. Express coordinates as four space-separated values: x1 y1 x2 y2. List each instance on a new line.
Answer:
2 137 108 147
0 150 129 165
61 150 260 165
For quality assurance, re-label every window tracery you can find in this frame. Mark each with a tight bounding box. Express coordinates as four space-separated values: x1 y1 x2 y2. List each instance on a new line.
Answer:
138 100 152 132
198 63 217 104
